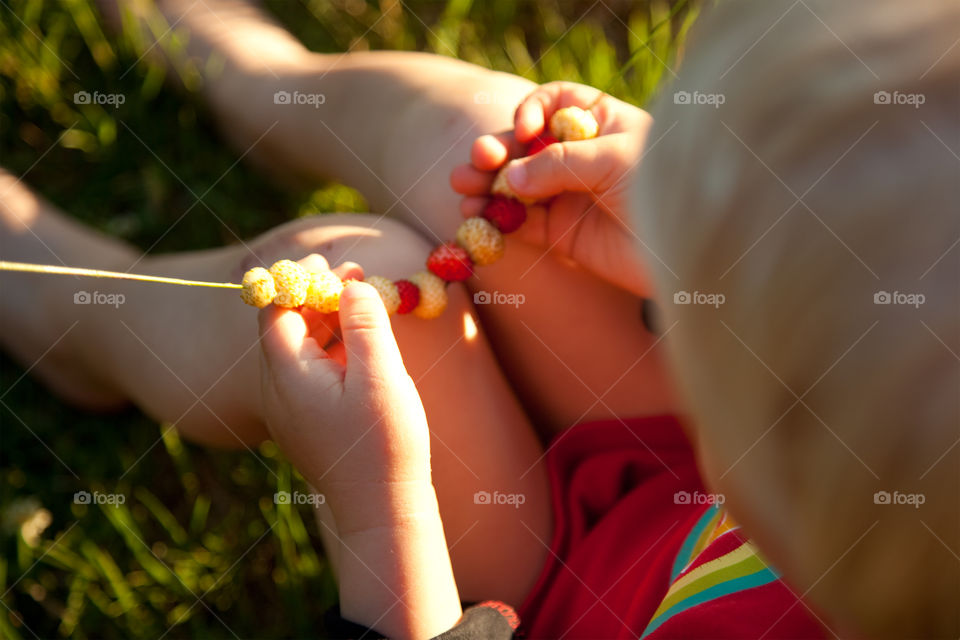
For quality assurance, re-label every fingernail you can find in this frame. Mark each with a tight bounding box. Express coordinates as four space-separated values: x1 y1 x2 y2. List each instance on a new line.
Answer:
506 162 527 189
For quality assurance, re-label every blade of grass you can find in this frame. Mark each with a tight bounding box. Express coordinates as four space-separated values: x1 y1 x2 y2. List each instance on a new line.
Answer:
135 487 189 546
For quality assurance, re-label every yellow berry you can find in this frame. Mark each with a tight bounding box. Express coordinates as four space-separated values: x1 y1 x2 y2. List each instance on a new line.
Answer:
408 271 447 319
269 260 310 308
240 267 276 308
549 106 599 141
456 217 505 266
305 270 344 313
364 276 400 315
491 166 536 205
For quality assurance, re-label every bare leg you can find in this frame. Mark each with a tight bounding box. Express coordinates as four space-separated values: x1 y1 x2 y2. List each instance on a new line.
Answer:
102 0 681 433
0 171 548 602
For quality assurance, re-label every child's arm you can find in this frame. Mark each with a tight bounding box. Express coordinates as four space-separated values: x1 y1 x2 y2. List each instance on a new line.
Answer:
258 273 461 640
450 81 656 297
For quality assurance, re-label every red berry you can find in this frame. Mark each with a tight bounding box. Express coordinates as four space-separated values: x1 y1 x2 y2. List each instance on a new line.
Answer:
526 134 559 156
482 195 527 234
427 243 473 282
394 279 420 314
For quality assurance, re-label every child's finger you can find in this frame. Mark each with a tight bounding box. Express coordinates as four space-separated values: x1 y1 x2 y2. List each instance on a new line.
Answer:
470 133 514 170
333 260 364 283
449 163 495 196
514 93 548 143
500 133 636 201
460 196 488 218
300 307 339 345
258 306 310 371
297 253 330 273
338 281 407 389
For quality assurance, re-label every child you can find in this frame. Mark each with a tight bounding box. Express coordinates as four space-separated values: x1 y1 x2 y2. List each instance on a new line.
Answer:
260 0 959 637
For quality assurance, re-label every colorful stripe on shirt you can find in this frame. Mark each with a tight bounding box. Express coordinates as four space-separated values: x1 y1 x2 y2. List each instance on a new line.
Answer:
669 504 738 581
641 506 780 638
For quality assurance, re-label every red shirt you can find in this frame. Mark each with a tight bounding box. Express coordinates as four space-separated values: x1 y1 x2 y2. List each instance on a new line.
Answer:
517 415 827 639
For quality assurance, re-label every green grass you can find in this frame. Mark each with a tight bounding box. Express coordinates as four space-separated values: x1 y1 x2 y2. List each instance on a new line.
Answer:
0 1 697 637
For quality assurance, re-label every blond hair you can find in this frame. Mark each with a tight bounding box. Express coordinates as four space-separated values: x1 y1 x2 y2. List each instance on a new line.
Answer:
634 1 960 636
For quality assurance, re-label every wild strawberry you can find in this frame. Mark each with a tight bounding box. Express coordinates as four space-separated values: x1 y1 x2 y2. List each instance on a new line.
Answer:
427 243 473 282
408 271 447 319
364 275 400 315
240 267 276 308
269 260 310 308
456 217 505 266
305 270 343 313
526 133 559 156
491 166 536 205
394 279 420 314
482 195 527 234
549 106 599 141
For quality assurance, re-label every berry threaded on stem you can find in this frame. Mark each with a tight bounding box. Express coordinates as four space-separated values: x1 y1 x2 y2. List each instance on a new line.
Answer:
456 217 504 266
364 276 401 315
408 271 447 319
269 260 310 308
394 279 420 315
427 243 473 282
306 270 344 313
482 195 527 233
240 267 277 308
549 106 599 142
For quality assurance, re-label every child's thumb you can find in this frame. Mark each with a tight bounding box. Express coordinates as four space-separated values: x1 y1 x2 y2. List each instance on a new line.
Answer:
338 281 407 388
503 133 634 201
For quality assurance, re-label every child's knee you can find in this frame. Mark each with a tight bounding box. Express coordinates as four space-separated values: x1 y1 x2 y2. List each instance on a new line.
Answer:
241 214 434 280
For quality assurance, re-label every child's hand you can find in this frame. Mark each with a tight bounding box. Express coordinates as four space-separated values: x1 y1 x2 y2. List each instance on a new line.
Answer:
259 256 462 637
450 81 655 297
257 255 433 533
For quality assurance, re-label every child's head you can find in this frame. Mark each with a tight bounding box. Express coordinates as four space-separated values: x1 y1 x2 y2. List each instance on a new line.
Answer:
633 1 959 635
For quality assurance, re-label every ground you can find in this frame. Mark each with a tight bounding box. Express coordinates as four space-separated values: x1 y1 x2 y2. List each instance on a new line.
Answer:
0 1 694 637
